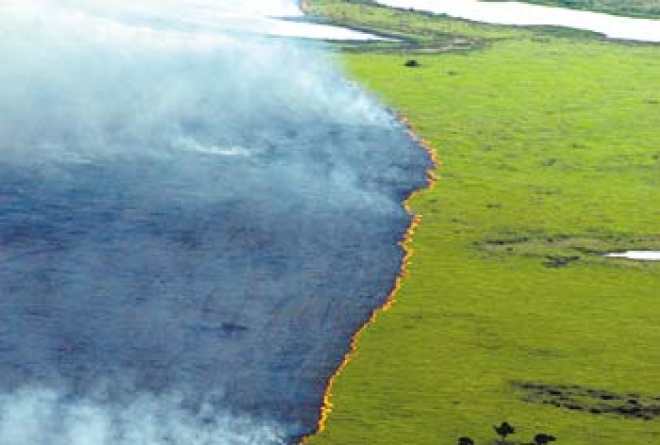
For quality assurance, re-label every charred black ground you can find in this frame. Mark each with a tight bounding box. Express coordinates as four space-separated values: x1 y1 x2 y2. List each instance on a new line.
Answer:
0 4 432 444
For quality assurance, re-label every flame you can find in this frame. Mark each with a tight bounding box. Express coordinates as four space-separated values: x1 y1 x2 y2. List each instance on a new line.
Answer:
300 116 440 443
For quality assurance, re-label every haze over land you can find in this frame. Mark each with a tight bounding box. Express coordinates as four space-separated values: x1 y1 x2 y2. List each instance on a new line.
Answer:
0 1 430 444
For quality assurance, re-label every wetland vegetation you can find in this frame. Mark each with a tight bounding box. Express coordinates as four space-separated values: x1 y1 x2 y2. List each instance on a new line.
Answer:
304 1 660 444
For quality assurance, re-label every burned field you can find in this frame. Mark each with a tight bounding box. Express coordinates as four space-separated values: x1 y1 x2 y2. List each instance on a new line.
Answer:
0 119 430 443
0 4 432 443
0 122 430 442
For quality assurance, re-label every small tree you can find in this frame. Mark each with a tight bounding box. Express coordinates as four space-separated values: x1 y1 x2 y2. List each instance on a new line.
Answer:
493 422 516 443
533 433 557 445
458 437 475 445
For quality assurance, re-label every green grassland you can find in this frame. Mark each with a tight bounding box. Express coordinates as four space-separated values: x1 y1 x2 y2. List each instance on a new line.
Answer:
306 1 660 445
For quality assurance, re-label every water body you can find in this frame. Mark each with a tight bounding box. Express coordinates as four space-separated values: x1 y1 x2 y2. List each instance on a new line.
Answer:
117 3 385 41
36 0 384 40
606 251 660 260
375 0 660 42
0 1 430 444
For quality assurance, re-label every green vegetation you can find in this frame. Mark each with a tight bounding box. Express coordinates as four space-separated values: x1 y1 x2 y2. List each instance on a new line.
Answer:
306 1 660 445
492 0 660 19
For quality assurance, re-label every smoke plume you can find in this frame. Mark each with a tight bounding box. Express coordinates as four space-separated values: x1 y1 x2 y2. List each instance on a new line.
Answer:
0 1 430 444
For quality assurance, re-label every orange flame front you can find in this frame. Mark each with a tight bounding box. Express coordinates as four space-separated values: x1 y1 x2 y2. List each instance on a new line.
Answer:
301 117 440 443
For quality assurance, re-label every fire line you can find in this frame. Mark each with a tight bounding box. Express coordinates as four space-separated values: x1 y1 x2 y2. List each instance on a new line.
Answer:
300 115 441 443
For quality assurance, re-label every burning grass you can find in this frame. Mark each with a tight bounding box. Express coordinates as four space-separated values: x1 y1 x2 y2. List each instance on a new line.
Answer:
304 2 660 445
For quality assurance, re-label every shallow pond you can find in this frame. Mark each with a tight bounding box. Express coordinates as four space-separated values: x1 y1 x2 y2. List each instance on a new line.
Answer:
606 251 660 261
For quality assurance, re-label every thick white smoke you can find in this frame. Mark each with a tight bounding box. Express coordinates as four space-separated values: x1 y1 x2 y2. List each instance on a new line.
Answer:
0 387 285 445
0 1 430 444
1 1 387 163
